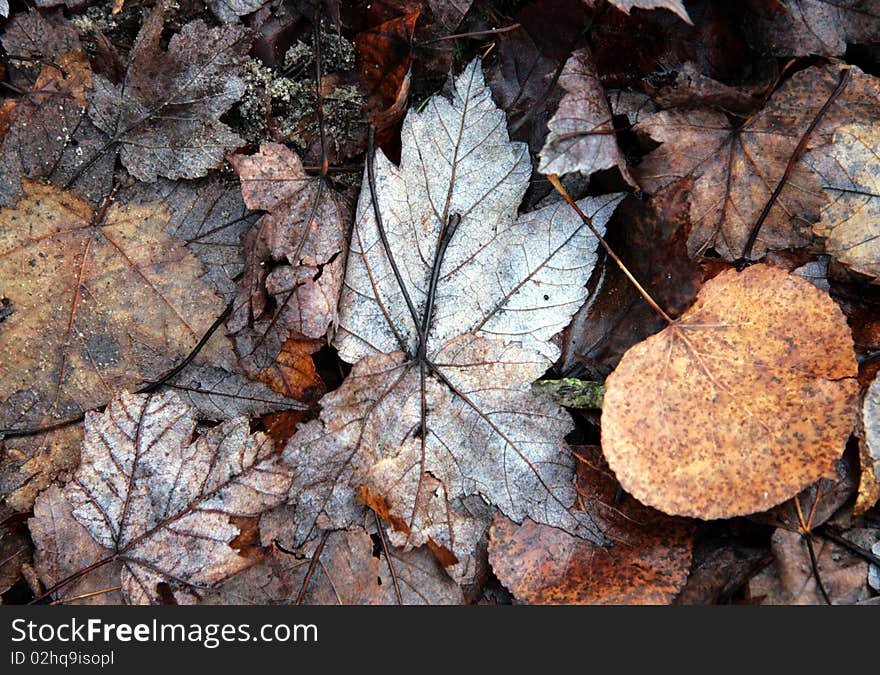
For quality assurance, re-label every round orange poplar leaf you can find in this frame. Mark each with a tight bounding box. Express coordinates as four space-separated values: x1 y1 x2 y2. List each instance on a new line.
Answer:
601 264 858 519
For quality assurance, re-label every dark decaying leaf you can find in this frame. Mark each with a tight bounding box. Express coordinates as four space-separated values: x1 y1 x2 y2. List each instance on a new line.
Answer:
228 143 352 375
87 4 252 182
0 9 80 91
0 180 227 430
0 51 114 207
745 0 880 57
29 391 292 604
488 446 694 604
0 507 29 597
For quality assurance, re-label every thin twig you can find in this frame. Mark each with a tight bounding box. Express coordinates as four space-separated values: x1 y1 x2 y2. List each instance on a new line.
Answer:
548 175 674 325
314 5 329 178
816 525 880 567
295 529 330 605
740 68 850 263
374 511 403 605
793 493 832 606
418 24 522 45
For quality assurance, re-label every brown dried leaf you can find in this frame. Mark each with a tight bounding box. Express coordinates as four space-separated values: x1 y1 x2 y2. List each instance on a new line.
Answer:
206 523 463 605
745 0 880 56
116 176 259 303
1 425 83 512
488 446 694 605
538 47 636 185
860 369 880 512
255 335 326 403
0 180 226 430
748 528 870 604
809 122 880 283
0 9 80 91
30 391 292 604
0 507 29 597
228 143 351 374
29 485 123 605
634 66 852 260
601 264 858 519
87 5 252 182
0 52 114 207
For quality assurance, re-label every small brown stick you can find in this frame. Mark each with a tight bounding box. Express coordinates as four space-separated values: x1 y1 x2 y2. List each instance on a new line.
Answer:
295 529 331 605
374 511 403 605
793 490 832 605
548 175 674 325
313 6 329 178
740 68 850 263
51 585 122 605
418 24 522 45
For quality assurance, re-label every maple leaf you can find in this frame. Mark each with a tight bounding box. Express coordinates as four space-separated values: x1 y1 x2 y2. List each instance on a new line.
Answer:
29 391 292 604
282 60 623 563
745 0 880 57
489 446 694 605
228 143 352 374
206 519 464 605
0 180 226 430
808 122 880 283
86 4 252 182
538 47 637 186
601 264 858 519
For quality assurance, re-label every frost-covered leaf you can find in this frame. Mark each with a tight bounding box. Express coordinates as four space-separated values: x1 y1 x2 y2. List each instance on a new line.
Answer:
538 47 636 185
208 0 267 23
602 265 858 519
283 60 622 562
87 5 251 182
604 0 692 23
228 143 352 374
0 180 226 430
29 391 292 604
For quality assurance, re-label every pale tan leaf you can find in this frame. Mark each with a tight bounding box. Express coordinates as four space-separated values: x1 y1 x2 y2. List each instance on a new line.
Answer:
601 264 858 519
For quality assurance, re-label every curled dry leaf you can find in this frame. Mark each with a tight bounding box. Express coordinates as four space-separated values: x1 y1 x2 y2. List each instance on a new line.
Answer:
810 122 880 283
489 446 694 604
29 391 292 604
635 66 849 260
206 523 463 605
0 180 226 430
601 264 858 519
228 143 351 375
283 60 622 565
87 5 252 182
745 0 880 57
538 47 636 186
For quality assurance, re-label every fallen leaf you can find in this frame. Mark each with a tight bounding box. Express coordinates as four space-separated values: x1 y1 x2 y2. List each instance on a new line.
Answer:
0 51 114 207
561 181 705 379
603 0 691 22
0 426 83 512
0 180 226 430
601 264 858 519
745 0 880 56
747 527 870 604
860 369 880 512
227 143 352 374
30 391 292 604
87 5 252 182
489 446 694 604
29 485 123 605
634 67 851 260
0 9 80 91
674 540 772 605
427 0 472 32
0 507 29 597
116 176 260 303
283 60 623 563
809 122 880 283
206 522 463 604
208 0 267 23
255 335 326 403
538 47 636 185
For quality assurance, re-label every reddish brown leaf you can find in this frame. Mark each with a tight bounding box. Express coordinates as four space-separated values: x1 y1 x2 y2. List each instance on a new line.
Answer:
488 446 695 604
